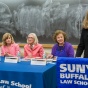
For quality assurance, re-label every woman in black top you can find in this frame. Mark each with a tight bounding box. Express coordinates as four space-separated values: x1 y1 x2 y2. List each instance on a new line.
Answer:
76 11 88 58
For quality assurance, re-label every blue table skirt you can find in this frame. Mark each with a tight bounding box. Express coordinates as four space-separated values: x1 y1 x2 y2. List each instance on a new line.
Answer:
0 56 56 88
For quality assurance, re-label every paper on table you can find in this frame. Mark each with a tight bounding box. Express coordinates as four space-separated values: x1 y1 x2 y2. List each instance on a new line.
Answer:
21 58 31 61
52 59 57 62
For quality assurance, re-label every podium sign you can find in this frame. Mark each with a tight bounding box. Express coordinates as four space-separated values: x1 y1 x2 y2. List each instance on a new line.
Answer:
57 57 88 88
31 59 46 65
4 57 18 63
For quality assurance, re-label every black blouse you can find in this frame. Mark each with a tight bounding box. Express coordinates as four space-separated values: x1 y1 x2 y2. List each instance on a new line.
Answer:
76 28 88 58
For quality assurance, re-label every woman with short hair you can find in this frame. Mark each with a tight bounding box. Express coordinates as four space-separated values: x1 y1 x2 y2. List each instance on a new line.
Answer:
47 30 74 58
24 33 44 59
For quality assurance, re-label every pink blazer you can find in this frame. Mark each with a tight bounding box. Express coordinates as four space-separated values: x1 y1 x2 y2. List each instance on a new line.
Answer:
24 44 44 58
1 43 20 56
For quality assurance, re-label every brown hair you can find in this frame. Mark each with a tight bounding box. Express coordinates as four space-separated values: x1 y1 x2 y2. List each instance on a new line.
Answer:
2 33 15 46
82 11 88 29
53 30 67 42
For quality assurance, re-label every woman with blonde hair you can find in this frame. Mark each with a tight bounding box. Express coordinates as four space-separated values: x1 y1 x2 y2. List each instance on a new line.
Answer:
1 33 20 56
24 33 44 59
76 11 88 58
47 30 74 58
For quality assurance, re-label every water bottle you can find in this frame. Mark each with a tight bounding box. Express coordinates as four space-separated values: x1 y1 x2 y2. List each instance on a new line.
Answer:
17 51 21 62
43 52 46 59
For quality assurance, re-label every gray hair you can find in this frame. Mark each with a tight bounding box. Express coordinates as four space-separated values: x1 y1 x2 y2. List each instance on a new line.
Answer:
27 33 39 44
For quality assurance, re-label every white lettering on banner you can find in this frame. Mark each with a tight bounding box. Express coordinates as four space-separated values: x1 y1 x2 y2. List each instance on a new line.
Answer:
60 80 73 84
0 85 6 88
58 64 88 86
60 73 88 80
74 80 88 85
0 80 32 88
11 81 31 88
60 64 88 73
60 64 67 72
0 80 9 84
60 79 88 86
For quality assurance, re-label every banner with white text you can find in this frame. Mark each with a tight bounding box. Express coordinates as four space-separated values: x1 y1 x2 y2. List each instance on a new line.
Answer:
57 57 88 88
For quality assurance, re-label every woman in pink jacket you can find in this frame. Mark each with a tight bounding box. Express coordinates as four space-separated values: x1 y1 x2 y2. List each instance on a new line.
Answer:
1 33 20 57
24 33 44 59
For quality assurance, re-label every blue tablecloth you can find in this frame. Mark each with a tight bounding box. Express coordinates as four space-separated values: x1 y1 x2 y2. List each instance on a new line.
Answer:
0 56 56 88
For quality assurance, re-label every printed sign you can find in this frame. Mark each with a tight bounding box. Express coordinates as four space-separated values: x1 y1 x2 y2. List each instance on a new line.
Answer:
57 57 88 88
0 80 32 88
4 57 18 63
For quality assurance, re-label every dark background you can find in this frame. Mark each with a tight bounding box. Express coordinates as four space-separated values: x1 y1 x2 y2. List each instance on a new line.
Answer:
0 0 88 44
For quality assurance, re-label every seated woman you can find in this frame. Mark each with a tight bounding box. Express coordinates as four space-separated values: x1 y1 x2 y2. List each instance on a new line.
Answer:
47 30 74 59
1 33 20 57
24 33 44 59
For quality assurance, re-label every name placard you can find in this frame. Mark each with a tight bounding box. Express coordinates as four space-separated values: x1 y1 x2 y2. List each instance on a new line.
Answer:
31 59 46 65
46 59 53 63
4 57 18 63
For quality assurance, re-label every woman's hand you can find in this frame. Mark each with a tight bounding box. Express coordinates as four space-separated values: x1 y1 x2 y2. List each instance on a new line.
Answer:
46 54 53 59
5 52 12 57
28 54 33 58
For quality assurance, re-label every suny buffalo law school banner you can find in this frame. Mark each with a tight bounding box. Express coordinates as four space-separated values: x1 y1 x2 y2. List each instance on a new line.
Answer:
57 57 88 88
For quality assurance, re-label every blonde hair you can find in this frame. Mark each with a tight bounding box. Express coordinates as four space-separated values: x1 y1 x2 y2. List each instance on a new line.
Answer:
2 33 15 46
27 33 38 44
53 30 67 42
82 11 88 29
